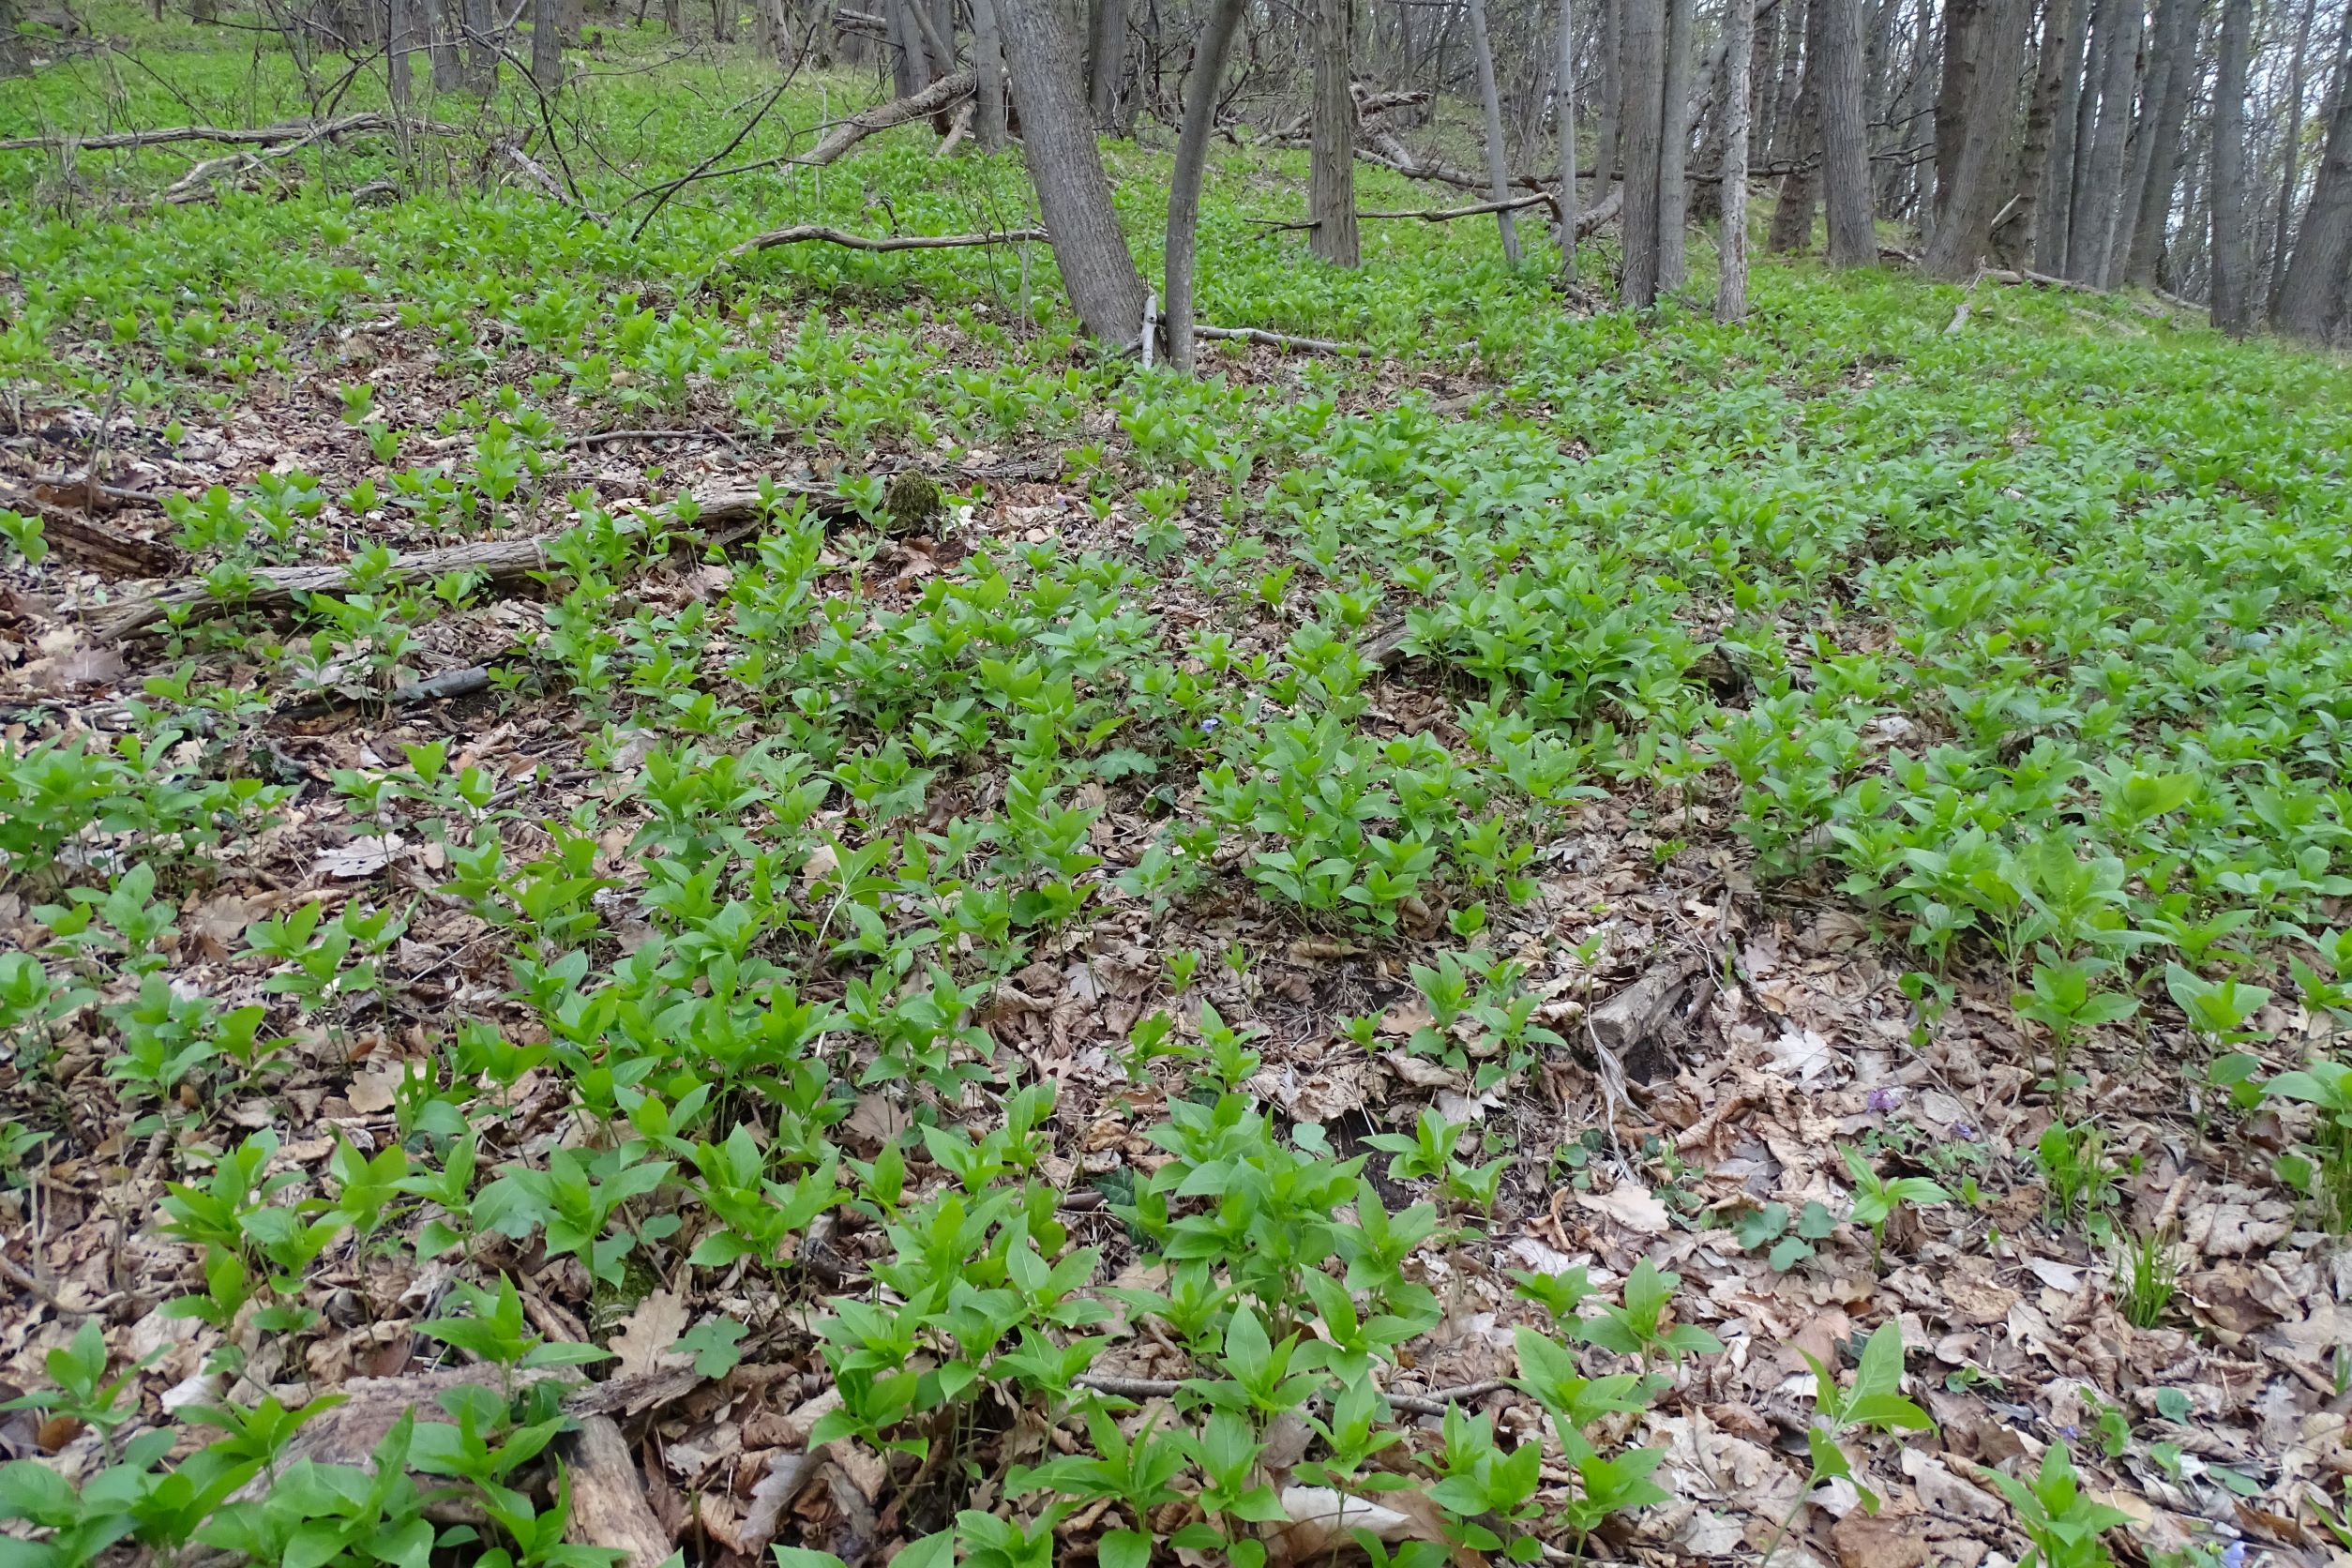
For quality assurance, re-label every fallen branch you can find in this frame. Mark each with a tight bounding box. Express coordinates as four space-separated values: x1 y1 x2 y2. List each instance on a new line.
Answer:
559 1416 671 1568
159 113 417 204
1194 324 1364 356
795 69 975 169
277 663 495 719
1982 267 2172 318
721 221 1046 264
0 485 183 578
1259 184 1617 238
0 112 405 154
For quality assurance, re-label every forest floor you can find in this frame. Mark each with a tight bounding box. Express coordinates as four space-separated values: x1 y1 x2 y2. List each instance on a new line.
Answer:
2 16 2351 1568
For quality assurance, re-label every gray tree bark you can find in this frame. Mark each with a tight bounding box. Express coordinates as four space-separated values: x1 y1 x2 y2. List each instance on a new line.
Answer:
1817 0 1874 264
1621 0 1668 297
461 0 495 88
2120 0 2198 287
430 0 463 91
997 0 1154 347
971 0 1009 148
2066 0 2141 281
1164 0 1246 369
2267 0 2318 311
2277 23 2352 340
1310 0 1360 263
1556 0 1581 280
1717 0 1755 317
389 0 415 107
1592 0 1623 204
1769 0 1823 250
1465 0 1522 263
2209 0 2253 331
1922 0 2028 277
2022 0 2086 271
531 0 563 89
1657 0 1696 285
1086 0 1123 126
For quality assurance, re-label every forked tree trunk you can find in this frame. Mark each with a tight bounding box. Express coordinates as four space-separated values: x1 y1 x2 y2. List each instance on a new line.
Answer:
1621 0 1667 298
531 0 563 89
1555 0 1580 280
1086 0 1123 125
2209 0 2253 332
2121 0 2197 287
1165 0 1246 368
1656 0 1695 285
1465 0 1522 263
1309 0 1359 263
999 0 1153 346
2276 23 2352 340
1715 0 1754 317
1921 0 2027 277
1769 0 1821 251
2067 0 2140 281
971 0 1009 147
1817 0 1873 264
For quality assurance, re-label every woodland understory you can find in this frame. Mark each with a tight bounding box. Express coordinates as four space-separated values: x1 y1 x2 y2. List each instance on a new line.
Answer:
1 2 2351 1568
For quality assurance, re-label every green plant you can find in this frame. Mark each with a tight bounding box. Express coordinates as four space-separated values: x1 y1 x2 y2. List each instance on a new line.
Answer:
2035 1120 2124 1239
2112 1229 2179 1327
1842 1146 1950 1270
1578 1259 1724 1369
1759 1322 1934 1565
1978 1441 2133 1568
1 1320 158 1454
2262 1057 2352 1233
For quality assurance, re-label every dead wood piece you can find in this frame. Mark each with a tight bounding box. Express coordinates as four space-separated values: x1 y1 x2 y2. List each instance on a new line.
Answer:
561 1414 674 1568
722 221 1046 264
1194 324 1364 356
276 663 494 719
564 427 741 448
831 5 888 33
563 1364 710 1419
797 69 976 169
1589 957 1698 1054
0 488 184 577
0 113 391 155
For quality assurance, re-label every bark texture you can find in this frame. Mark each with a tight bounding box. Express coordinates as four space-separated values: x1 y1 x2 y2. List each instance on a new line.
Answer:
2067 0 2142 282
1086 0 1123 125
1555 0 1580 279
1620 0 1668 297
970 0 1008 146
2209 0 2253 331
1466 0 1523 263
1816 0 1873 264
2120 0 2199 287
2020 0 2085 271
997 0 1153 346
1656 0 1696 285
1164 0 1248 369
1716 0 1755 317
1768 0 1822 251
1310 0 1359 263
1922 0 2028 277
2276 23 2352 339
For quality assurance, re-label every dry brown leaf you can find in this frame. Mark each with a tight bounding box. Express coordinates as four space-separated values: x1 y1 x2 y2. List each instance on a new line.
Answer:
607 1289 691 1381
1578 1182 1670 1234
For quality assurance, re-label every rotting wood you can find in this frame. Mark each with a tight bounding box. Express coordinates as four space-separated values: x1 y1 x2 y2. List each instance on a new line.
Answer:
277 663 494 719
1193 324 1364 355
1259 185 1618 236
0 112 449 154
561 1414 673 1568
0 487 184 577
795 68 975 168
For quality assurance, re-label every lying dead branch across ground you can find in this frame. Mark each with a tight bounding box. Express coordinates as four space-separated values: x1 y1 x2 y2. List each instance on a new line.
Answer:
1257 184 1620 237
797 68 975 168
1193 324 1365 355
0 112 460 157
721 222 1047 264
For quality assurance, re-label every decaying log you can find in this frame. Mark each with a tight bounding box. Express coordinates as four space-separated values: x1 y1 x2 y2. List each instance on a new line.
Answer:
561 1415 673 1568
1193 324 1365 355
0 485 184 577
0 113 415 155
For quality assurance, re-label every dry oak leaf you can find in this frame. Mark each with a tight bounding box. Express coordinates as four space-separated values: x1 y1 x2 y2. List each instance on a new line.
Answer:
1832 1512 1931 1568
1577 1182 1671 1235
607 1289 691 1381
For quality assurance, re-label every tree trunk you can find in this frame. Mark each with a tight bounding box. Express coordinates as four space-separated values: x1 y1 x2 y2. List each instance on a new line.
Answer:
531 0 563 89
971 0 1009 147
1922 0 2028 276
2120 0 2198 288
998 0 1153 346
1621 0 1668 297
1310 0 1360 263
462 0 495 89
3 0 35 57
2020 0 2085 270
1931 0 1981 223
389 0 415 106
1817 0 1873 264
2277 23 2352 340
1163 0 1246 369
430 0 463 90
2066 0 2140 281
1717 0 1756 317
1086 0 1123 125
1656 0 1696 285
885 0 923 93
1769 0 1822 251
1592 0 1622 204
2209 0 2252 331
1465 0 1522 264
2268 0 2318 312
1556 0 1581 280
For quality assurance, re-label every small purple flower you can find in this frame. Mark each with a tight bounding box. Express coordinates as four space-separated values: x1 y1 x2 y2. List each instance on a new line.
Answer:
1952 1121 1981 1143
2220 1543 2246 1568
1866 1086 1901 1114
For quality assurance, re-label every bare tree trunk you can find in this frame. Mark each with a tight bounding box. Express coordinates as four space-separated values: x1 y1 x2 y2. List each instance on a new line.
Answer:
2020 0 2085 269
389 0 415 106
531 0 563 89
1922 0 2028 276
1592 0 1622 204
971 0 1009 147
1556 0 1581 280
1465 0 1523 263
1621 0 1668 297
1717 0 1755 316
1163 0 1246 369
430 0 463 90
462 0 495 88
2268 0 2318 312
1656 0 1696 284
886 0 923 93
1086 0 1123 125
2120 0 2198 288
1310 0 1360 263
998 0 1153 346
2067 0 2140 281
2209 0 2253 331
2277 23 2352 340
1769 0 1822 250
1817 0 1873 264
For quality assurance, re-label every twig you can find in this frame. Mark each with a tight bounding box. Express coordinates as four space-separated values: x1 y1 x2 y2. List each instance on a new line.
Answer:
1193 324 1365 356
0 112 399 153
563 427 742 448
628 77 792 241
1070 1372 1508 1414
719 222 1047 263
1 1254 99 1319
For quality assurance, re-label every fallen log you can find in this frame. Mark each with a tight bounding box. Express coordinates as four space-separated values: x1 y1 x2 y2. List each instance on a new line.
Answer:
0 113 393 155
0 485 183 578
1258 184 1617 238
560 1415 673 1568
1194 324 1364 356
722 221 1045 264
796 68 975 168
